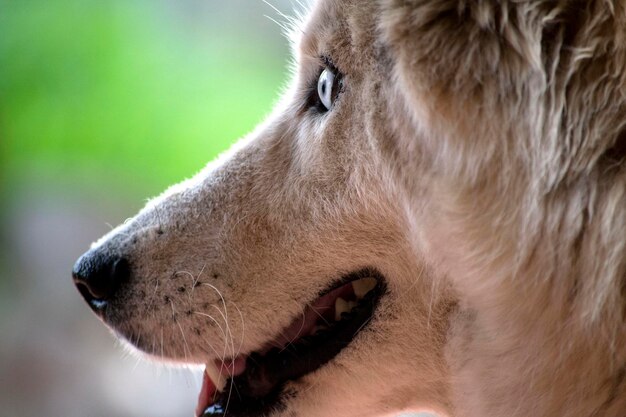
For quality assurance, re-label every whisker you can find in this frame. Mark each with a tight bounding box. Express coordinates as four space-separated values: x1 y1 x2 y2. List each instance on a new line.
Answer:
171 299 191 362
262 0 298 26
193 311 229 358
191 263 207 294
264 14 291 33
197 282 234 355
309 305 331 326
173 270 195 284
280 301 307 352
229 300 246 358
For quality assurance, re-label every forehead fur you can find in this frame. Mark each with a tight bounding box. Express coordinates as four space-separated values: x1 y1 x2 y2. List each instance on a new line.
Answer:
298 1 380 77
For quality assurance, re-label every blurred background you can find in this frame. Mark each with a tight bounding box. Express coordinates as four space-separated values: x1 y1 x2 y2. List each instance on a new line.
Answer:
1 0 292 416
0 1 428 416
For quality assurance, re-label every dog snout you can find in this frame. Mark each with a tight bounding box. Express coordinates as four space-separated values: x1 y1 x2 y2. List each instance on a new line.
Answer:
72 250 130 312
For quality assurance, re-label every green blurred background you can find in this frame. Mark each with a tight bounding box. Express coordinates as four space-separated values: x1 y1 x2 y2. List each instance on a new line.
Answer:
0 1 291 416
1 0 288 198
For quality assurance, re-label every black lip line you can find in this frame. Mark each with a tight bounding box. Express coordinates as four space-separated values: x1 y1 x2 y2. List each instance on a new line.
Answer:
212 267 387 360
201 267 387 417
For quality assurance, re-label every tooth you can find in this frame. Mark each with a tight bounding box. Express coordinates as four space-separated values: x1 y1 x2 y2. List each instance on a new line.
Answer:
205 362 226 392
334 297 357 321
335 298 349 321
352 278 377 299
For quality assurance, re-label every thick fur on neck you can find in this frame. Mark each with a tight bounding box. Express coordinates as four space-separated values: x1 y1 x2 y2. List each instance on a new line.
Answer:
380 1 626 416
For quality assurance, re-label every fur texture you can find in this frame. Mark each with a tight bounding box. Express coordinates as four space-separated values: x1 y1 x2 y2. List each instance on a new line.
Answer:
80 1 626 416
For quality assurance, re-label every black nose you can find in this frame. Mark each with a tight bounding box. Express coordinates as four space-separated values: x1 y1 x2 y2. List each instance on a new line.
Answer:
72 250 130 311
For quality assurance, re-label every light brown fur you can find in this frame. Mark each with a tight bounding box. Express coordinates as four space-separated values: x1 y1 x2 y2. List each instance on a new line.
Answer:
81 1 626 416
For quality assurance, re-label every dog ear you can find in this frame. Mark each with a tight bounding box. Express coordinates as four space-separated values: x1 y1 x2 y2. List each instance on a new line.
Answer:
378 0 626 183
378 1 625 103
378 1 543 108
377 1 545 184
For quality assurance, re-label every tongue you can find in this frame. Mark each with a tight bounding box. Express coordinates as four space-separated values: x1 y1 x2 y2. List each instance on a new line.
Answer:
195 371 216 417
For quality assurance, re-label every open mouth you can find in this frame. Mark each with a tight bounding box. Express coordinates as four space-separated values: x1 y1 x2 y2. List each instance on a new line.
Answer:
197 269 386 417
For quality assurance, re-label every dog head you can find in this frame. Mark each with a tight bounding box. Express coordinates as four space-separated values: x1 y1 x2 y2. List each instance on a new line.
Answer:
73 1 626 416
72 1 454 416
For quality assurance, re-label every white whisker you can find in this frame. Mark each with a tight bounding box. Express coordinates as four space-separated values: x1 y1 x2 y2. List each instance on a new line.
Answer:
280 301 308 352
229 300 246 357
193 311 228 359
171 299 190 362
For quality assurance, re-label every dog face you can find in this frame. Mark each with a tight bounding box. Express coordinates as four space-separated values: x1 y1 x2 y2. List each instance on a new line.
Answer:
73 1 453 416
73 0 626 416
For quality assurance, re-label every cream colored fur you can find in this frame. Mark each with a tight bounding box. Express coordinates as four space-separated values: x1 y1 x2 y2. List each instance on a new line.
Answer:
87 1 626 416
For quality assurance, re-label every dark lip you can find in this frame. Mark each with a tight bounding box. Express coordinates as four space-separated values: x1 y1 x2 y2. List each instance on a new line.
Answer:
201 267 387 417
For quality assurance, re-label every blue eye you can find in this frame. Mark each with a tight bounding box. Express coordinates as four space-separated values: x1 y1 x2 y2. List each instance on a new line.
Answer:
317 68 335 111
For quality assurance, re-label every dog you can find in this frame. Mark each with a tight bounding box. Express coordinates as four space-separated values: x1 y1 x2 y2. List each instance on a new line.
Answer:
72 1 626 416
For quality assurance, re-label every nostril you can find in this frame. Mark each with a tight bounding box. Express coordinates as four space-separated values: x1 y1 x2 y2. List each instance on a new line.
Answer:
111 257 130 285
72 251 130 310
75 281 107 309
